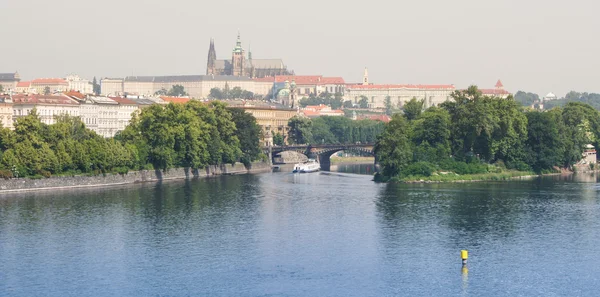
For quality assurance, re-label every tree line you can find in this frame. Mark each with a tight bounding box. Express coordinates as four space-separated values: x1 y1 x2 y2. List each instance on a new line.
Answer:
0 101 262 179
285 115 385 145
375 86 600 181
209 86 254 99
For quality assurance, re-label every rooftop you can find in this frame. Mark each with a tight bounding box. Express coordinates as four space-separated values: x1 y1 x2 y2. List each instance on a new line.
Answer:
160 96 191 104
346 84 455 90
31 78 68 85
12 94 78 105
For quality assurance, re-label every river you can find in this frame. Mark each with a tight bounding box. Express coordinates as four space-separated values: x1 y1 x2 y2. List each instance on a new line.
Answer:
1 165 599 296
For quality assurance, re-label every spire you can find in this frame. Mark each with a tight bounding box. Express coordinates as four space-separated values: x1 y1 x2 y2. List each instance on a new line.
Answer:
495 79 504 89
206 38 217 75
362 67 369 85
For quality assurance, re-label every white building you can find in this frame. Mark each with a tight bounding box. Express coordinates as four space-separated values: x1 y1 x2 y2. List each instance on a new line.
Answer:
12 94 79 125
79 96 139 138
65 74 93 94
100 78 124 96
345 69 455 109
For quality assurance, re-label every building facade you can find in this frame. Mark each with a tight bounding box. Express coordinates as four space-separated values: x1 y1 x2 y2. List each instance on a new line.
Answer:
119 75 255 99
345 69 455 108
65 74 93 94
100 78 125 96
79 96 138 137
0 95 14 129
30 78 69 94
0 72 20 92
478 80 511 99
206 33 292 78
12 94 80 125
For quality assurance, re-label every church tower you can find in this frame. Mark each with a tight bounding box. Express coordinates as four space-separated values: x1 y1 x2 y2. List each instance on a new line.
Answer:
362 67 369 85
231 32 246 76
206 38 217 75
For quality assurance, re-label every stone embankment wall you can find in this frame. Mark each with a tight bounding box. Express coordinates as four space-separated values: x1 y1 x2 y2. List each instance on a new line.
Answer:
0 162 271 193
274 151 308 164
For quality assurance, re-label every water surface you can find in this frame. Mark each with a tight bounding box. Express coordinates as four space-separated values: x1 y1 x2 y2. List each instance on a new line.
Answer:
1 169 599 296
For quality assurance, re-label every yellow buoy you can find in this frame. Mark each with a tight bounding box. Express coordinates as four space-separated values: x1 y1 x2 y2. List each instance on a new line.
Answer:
461 250 468 265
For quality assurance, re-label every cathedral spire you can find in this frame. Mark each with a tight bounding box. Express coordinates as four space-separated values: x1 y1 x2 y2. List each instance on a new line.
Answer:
207 38 217 75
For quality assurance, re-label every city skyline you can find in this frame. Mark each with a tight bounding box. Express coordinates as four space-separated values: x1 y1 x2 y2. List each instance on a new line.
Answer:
1 0 599 97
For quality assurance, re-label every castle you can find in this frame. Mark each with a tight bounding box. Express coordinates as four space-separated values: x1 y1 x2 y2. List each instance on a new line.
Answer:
206 33 292 78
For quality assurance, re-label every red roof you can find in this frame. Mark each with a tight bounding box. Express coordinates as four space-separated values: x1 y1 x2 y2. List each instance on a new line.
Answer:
12 94 78 105
31 78 68 85
319 77 345 84
109 96 137 105
160 96 190 104
17 81 31 88
495 80 503 88
347 84 455 90
274 75 345 85
64 91 85 100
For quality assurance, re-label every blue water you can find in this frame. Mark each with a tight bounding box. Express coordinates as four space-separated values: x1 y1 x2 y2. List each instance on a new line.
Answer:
1 168 600 296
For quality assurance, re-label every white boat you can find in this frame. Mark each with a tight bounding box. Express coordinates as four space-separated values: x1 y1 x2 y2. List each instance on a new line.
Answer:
292 159 321 173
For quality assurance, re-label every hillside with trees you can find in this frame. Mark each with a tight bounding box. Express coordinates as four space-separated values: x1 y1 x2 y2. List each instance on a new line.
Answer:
286 115 385 145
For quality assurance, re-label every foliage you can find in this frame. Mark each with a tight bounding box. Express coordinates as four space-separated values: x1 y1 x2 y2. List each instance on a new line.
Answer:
287 116 313 144
92 77 101 95
374 114 413 177
0 103 261 179
0 85 3 93
375 85 600 181
384 96 393 116
358 96 369 108
273 133 285 146
209 87 254 99
299 92 344 109
309 116 384 145
44 86 51 95
167 85 188 97
514 91 539 107
402 97 424 120
229 108 262 165
544 91 600 110
154 88 168 96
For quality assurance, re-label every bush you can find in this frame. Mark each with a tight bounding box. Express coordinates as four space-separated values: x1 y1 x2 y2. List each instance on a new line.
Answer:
37 170 52 178
438 159 488 175
0 169 13 179
506 160 531 172
114 166 129 175
401 161 437 177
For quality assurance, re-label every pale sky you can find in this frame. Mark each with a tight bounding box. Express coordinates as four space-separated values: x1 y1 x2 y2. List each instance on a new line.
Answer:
1 0 598 97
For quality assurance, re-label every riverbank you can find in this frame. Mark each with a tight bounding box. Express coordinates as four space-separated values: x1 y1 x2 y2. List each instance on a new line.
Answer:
0 161 272 194
397 170 538 183
330 156 374 164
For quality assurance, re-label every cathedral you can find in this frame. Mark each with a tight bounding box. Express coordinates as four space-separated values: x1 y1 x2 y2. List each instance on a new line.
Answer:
206 33 292 78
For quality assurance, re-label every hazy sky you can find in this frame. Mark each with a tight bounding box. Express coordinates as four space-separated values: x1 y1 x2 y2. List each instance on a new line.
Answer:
1 0 598 97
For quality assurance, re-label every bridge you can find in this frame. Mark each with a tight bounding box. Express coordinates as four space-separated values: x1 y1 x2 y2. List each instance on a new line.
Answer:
265 143 376 171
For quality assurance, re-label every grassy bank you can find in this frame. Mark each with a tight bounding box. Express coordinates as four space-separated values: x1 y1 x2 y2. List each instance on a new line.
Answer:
389 170 537 183
330 156 375 164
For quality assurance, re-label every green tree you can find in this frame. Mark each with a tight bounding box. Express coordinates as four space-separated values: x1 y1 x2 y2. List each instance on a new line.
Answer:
287 116 313 144
374 114 413 178
167 84 188 97
0 85 4 93
343 100 353 108
154 88 168 96
514 91 539 107
402 97 424 120
92 77 101 94
44 86 51 95
524 111 565 172
273 133 284 146
229 108 261 165
209 88 224 99
384 96 393 116
411 107 451 162
358 96 369 108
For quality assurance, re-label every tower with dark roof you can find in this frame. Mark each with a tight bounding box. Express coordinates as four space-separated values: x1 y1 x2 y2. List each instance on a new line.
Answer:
206 38 217 75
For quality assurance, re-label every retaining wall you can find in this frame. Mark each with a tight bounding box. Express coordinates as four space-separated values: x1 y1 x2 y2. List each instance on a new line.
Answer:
0 162 272 193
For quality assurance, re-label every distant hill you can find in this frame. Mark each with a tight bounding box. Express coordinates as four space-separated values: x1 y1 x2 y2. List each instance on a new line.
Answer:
514 91 600 111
